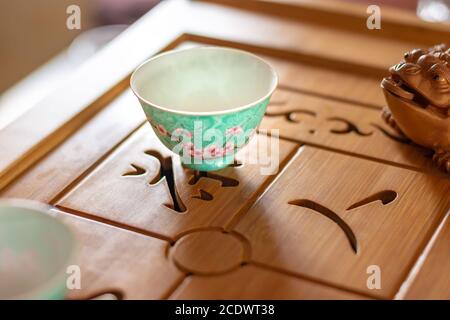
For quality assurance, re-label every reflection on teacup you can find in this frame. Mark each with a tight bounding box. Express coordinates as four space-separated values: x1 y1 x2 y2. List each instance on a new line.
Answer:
130 46 278 171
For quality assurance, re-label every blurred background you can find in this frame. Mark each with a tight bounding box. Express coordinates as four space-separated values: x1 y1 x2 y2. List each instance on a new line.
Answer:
0 0 449 129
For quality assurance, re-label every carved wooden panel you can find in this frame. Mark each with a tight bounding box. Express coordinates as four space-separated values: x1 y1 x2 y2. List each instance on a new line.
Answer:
169 229 249 276
404 214 450 299
166 226 367 299
56 124 298 241
233 147 450 299
260 88 436 171
0 90 145 203
170 265 367 299
1 0 450 300
54 210 183 300
264 56 385 109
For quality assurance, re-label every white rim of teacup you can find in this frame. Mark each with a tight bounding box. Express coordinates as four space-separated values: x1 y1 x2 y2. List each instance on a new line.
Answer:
0 199 77 300
130 46 278 116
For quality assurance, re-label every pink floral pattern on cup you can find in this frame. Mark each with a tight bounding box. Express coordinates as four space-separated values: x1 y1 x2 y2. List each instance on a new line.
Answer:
223 142 235 155
225 126 243 136
149 120 257 160
173 127 192 138
156 124 168 136
203 145 223 159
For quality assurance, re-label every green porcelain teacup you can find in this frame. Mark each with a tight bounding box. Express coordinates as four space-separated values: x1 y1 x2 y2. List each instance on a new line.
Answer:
130 46 278 171
0 200 75 299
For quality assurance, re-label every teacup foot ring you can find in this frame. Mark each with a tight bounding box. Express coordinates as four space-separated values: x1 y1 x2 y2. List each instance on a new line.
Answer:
181 154 235 172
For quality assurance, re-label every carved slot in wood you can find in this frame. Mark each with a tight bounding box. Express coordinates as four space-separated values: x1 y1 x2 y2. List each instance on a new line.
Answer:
289 191 397 254
188 160 241 201
192 189 214 201
265 109 317 123
370 123 411 144
122 164 146 177
346 190 397 210
326 117 372 136
188 171 239 187
265 108 416 144
370 123 436 160
288 199 358 254
144 150 187 213
424 149 435 159
228 159 243 168
122 151 243 212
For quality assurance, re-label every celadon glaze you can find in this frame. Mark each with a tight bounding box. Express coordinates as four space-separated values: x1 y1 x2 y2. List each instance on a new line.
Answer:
141 96 269 171
0 202 75 299
131 46 278 171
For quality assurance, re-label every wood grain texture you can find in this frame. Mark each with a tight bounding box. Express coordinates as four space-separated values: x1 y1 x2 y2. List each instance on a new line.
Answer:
187 0 420 75
0 0 433 191
260 87 437 171
0 55 393 203
1 0 450 300
170 229 249 275
56 124 298 240
0 90 145 203
53 210 183 300
203 0 450 46
404 213 450 299
233 147 450 298
170 264 367 299
265 56 385 109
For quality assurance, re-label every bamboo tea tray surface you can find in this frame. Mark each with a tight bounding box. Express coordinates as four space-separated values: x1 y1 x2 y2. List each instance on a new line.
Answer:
1 0 450 299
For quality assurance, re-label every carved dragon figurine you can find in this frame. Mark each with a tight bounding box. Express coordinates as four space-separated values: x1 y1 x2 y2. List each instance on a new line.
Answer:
381 43 450 173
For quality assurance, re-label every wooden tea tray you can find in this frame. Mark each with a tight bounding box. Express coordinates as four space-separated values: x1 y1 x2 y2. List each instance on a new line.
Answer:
1 0 450 299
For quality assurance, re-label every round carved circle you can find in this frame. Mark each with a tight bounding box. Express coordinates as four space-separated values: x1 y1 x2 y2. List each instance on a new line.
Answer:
171 230 245 275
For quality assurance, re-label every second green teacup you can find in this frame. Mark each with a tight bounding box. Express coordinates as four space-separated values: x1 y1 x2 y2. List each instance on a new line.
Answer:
0 200 75 299
130 46 278 171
